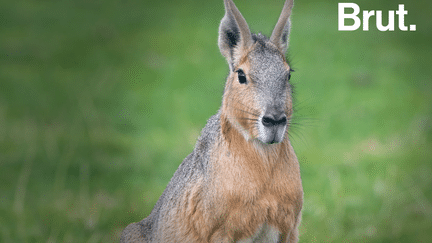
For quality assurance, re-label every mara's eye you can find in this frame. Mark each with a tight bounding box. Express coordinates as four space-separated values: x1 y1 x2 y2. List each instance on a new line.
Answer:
236 69 247 84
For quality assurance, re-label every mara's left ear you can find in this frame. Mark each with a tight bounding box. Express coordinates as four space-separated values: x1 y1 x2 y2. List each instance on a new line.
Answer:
270 0 294 54
218 0 253 71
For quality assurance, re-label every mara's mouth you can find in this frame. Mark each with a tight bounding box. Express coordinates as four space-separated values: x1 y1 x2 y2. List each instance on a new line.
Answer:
257 118 287 144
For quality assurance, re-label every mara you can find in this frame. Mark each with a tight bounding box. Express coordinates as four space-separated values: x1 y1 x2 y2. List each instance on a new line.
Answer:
121 0 303 242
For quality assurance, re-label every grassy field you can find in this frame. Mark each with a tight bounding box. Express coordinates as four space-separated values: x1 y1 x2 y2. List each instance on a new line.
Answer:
1 0 431 242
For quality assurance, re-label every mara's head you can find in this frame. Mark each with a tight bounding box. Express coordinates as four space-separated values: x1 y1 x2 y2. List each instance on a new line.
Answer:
219 0 294 145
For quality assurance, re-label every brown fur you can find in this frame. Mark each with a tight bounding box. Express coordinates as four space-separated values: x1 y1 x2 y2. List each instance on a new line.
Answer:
158 128 303 242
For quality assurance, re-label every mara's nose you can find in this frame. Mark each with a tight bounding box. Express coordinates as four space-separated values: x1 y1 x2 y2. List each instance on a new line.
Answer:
262 109 287 127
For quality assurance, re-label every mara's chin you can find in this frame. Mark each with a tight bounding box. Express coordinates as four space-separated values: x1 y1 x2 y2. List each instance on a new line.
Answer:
257 126 287 145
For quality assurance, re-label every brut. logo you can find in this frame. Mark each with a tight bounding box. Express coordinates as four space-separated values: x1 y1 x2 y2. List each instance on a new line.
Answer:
338 3 416 31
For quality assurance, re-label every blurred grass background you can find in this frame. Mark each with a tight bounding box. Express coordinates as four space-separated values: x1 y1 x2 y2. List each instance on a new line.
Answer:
1 0 431 242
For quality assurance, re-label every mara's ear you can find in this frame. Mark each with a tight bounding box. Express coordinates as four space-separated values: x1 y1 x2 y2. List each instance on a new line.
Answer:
218 0 252 71
270 0 294 54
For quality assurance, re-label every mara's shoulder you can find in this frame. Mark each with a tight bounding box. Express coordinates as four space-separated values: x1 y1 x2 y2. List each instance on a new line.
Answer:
186 110 221 172
201 110 221 139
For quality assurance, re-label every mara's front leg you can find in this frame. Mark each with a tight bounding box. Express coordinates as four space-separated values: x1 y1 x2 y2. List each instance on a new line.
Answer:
286 211 302 243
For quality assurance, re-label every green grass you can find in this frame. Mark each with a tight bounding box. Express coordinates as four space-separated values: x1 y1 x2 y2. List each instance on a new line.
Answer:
1 0 431 242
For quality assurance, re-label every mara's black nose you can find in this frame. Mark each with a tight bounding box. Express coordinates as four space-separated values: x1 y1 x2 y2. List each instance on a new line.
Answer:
262 111 287 127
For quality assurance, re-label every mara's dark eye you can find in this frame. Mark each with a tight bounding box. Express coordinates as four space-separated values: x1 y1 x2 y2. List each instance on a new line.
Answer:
236 69 247 84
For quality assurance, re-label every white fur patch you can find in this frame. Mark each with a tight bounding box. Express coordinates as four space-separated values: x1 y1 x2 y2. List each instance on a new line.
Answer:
237 223 280 243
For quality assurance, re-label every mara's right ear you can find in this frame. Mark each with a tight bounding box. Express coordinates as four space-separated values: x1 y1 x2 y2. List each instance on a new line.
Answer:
218 0 252 71
270 0 294 54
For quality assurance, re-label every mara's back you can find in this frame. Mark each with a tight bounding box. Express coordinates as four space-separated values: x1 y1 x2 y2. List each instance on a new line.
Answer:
121 0 303 242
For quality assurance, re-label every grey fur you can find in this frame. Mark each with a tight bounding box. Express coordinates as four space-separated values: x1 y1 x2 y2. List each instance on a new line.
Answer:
121 113 220 242
247 34 291 144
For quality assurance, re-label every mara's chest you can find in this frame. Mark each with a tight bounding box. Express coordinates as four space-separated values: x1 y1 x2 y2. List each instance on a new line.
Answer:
208 154 303 241
206 138 302 241
207 187 301 242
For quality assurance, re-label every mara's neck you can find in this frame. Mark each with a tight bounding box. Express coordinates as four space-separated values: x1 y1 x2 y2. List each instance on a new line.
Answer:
219 113 294 170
